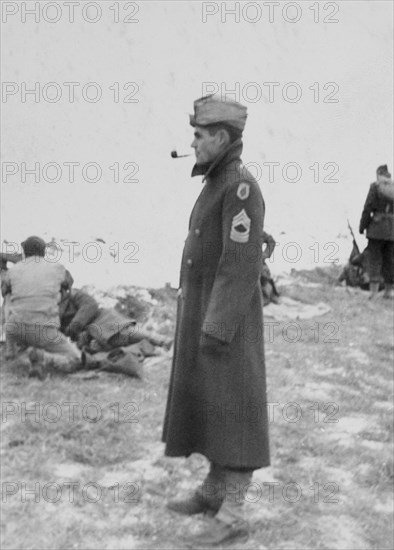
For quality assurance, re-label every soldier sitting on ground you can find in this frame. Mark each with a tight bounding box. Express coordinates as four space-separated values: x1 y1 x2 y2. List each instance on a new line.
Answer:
1 236 81 379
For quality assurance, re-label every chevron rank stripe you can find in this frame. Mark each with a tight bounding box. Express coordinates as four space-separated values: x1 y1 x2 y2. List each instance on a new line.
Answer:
230 208 251 243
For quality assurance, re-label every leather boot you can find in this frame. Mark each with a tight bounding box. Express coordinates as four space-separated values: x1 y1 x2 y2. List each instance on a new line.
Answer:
368 282 380 300
185 467 252 547
167 492 218 516
81 350 100 369
185 517 249 548
168 462 224 517
82 349 143 379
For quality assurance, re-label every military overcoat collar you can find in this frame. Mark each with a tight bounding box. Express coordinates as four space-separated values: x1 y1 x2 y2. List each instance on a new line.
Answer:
191 138 243 182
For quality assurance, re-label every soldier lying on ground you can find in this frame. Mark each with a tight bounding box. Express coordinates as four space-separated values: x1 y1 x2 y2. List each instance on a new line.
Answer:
338 244 384 291
1 236 81 378
58 288 172 378
260 231 280 305
59 287 171 352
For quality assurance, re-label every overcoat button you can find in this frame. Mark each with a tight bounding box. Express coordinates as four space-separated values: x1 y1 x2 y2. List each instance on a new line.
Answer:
195 229 201 236
187 259 193 267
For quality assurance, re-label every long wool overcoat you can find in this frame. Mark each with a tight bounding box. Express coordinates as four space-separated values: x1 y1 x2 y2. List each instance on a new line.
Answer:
163 140 270 469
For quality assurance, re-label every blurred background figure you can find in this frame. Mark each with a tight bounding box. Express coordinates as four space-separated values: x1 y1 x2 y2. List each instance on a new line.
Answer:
338 221 384 291
0 251 22 355
359 165 394 300
260 231 280 306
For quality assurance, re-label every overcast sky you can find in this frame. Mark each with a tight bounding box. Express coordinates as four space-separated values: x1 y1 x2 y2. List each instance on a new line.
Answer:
2 0 393 287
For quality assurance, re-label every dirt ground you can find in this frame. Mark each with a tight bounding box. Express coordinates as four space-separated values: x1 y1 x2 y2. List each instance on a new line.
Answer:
1 271 393 550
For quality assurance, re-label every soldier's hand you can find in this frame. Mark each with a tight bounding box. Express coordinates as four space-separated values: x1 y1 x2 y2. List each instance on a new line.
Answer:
88 339 101 353
76 331 90 349
200 333 229 355
66 322 81 341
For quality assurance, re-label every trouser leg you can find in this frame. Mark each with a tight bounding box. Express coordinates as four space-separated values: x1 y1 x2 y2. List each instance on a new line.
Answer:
367 239 383 284
381 241 394 285
4 321 18 359
109 330 155 358
40 327 81 372
215 467 254 525
110 325 160 346
17 323 81 373
196 462 225 511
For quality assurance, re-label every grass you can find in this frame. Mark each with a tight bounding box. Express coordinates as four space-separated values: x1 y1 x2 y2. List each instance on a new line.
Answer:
1 273 393 549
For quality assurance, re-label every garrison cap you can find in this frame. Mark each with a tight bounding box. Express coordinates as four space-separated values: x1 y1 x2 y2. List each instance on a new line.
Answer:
21 235 46 257
189 94 247 132
377 164 390 176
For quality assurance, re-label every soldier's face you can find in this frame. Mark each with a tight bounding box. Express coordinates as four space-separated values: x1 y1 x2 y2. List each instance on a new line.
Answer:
191 126 222 165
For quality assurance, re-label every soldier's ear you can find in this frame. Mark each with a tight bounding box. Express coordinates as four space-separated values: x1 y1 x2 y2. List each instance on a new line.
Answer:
218 128 231 147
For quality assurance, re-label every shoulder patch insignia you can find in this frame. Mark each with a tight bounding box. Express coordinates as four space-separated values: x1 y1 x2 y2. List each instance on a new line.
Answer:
230 209 251 243
236 182 250 200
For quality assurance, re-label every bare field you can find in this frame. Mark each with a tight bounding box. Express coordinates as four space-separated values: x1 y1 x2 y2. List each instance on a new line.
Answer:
1 273 393 550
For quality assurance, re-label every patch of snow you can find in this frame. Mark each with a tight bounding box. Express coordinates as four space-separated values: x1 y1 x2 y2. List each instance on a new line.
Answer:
264 296 331 320
53 462 88 479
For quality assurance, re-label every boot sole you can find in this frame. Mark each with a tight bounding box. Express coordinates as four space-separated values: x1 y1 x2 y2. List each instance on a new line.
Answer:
167 502 219 516
186 530 249 548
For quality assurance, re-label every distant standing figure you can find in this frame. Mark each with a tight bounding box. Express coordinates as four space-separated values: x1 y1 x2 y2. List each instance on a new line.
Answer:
359 165 394 299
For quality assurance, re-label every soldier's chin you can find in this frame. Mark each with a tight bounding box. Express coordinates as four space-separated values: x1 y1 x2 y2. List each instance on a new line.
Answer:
195 155 204 165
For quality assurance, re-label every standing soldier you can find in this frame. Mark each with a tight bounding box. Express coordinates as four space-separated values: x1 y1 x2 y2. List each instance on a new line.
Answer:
359 165 394 299
163 95 270 547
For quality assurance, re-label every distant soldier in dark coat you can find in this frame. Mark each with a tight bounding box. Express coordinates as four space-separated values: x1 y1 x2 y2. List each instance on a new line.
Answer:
359 164 394 299
163 95 270 547
338 245 371 290
260 231 279 305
